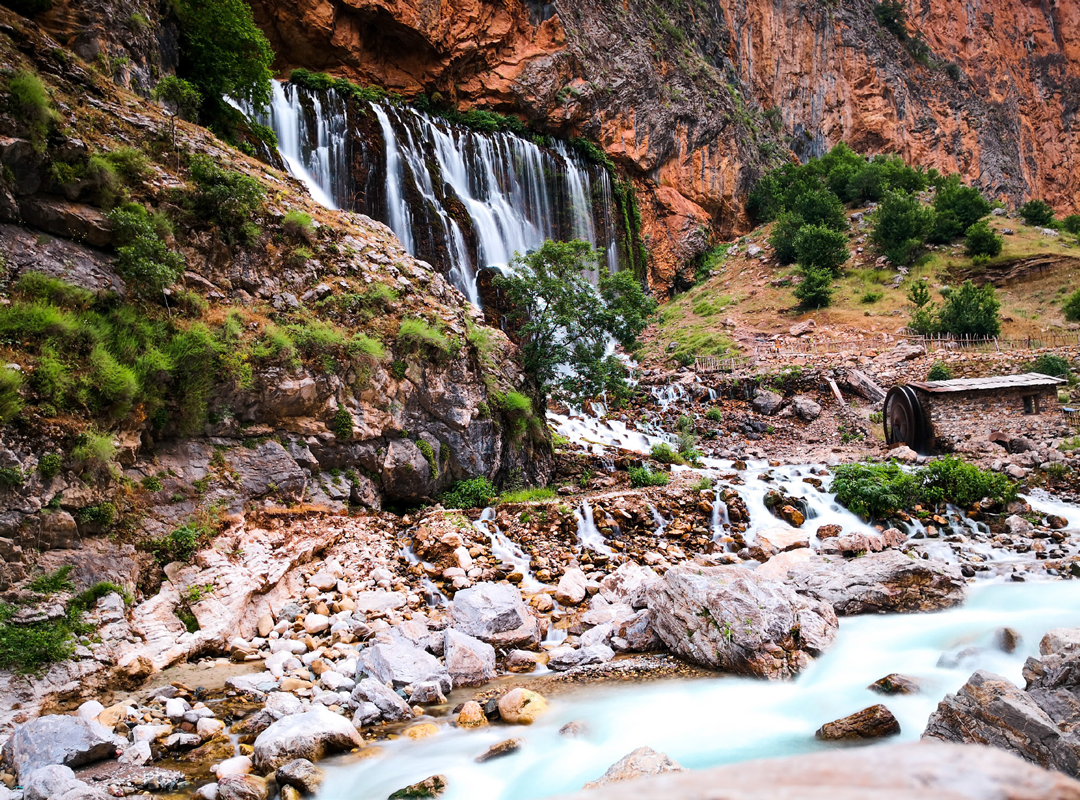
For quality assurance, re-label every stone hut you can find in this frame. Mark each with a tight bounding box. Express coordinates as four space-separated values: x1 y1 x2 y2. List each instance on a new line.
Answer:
883 373 1066 453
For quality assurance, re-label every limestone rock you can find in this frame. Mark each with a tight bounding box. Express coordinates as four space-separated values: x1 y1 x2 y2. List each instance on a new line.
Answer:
357 641 450 693
555 568 588 606
583 746 684 789
752 389 784 416
599 563 660 608
869 674 920 695
350 678 412 723
2 714 117 781
791 395 822 421
497 688 548 725
816 704 901 740
784 550 965 615
475 738 524 763
217 774 268 800
251 707 362 772
450 582 540 649
388 775 447 799
443 629 496 688
276 758 325 795
646 564 837 679
23 765 84 800
456 701 487 729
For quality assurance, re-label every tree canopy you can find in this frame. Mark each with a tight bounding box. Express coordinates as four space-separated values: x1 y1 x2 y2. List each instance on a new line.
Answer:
492 240 657 405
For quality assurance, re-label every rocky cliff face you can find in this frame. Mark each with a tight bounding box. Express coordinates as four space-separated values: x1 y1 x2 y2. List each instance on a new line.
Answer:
244 0 1080 294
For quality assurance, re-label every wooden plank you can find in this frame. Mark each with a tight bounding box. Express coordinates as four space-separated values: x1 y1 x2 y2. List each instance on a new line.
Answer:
828 378 846 406
845 370 886 403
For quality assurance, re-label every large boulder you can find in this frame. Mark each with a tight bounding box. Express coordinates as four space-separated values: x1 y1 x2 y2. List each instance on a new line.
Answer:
555 568 588 606
599 563 660 608
553 742 1080 800
924 652 1080 776
783 550 966 615
1 714 117 781
350 678 412 723
791 395 822 421
23 765 85 800
450 582 540 648
645 564 837 679
443 629 496 687
357 641 450 693
251 707 362 772
752 389 784 416
583 747 684 789
816 704 901 740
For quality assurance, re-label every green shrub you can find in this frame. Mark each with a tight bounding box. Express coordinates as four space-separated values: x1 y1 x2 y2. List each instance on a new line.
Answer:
1018 199 1055 227
705 407 723 422
871 190 934 266
498 487 556 504
936 280 1001 337
186 154 265 239
916 457 1017 509
628 465 670 488
76 502 116 527
28 565 75 595
1062 288 1080 322
0 466 22 488
283 210 314 241
0 367 23 425
152 76 202 122
1062 215 1080 235
927 362 952 381
492 391 535 440
769 212 805 265
791 190 848 232
39 452 63 479
72 430 116 471
363 282 399 309
873 0 908 39
930 175 991 243
440 476 496 509
89 344 138 413
85 155 123 209
108 204 186 294
8 69 58 153
141 475 164 491
349 334 385 362
860 290 883 304
0 603 77 674
964 220 1003 257
795 224 849 276
390 360 407 380
105 147 150 183
650 442 680 464
416 439 437 474
794 266 834 309
331 406 352 440
1028 354 1071 378
397 317 451 357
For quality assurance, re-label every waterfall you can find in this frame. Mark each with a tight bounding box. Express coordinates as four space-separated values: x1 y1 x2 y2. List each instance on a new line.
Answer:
245 81 622 304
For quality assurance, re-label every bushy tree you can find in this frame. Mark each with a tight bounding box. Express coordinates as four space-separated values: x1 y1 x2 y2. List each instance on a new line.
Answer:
794 224 849 276
173 0 275 112
794 266 834 309
107 204 185 295
492 240 657 404
936 280 1001 337
871 190 934 266
964 220 1003 257
1018 199 1055 227
930 175 991 243
874 0 908 40
1063 288 1080 322
1062 214 1080 235
791 189 848 232
906 280 936 334
768 212 804 265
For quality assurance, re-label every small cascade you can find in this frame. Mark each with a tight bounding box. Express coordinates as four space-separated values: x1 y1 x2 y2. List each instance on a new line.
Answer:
647 503 669 535
244 81 349 209
711 492 730 541
247 80 621 304
397 540 446 607
473 507 542 591
574 501 615 557
649 383 689 412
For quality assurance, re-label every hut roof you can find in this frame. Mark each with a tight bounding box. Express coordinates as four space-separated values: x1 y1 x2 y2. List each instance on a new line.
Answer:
909 372 1066 394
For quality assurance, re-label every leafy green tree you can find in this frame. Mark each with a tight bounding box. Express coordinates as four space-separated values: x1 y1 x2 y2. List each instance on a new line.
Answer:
173 0 274 112
906 279 937 334
1018 199 1055 227
492 240 657 404
874 0 908 40
871 190 934 266
1062 214 1080 235
107 204 185 295
794 224 849 276
936 280 1001 337
794 266 834 309
791 189 848 232
768 212 804 265
930 175 990 243
186 154 264 241
1063 288 1080 322
964 220 1003 257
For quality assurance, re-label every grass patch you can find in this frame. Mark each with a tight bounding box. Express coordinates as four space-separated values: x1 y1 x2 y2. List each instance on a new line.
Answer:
499 487 556 504
440 477 495 509
629 465 670 487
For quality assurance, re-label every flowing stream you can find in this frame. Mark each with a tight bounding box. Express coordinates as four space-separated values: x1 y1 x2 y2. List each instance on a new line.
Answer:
316 580 1080 800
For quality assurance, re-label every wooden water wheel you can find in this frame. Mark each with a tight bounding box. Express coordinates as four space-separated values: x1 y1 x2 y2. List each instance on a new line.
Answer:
883 385 930 453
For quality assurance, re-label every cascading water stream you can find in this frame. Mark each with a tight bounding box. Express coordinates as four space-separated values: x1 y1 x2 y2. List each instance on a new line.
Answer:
472 507 542 592
574 501 615 557
246 81 621 304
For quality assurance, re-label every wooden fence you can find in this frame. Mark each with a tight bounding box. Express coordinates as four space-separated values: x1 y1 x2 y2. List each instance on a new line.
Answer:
694 354 754 373
756 332 1080 358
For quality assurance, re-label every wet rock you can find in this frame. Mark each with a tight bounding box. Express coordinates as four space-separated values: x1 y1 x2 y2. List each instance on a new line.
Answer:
217 774 268 800
868 674 920 695
351 678 413 723
791 396 822 421
784 551 965 615
752 389 784 416
450 582 540 649
358 641 451 693
816 704 901 740
408 682 447 705
583 746 684 789
1005 515 1034 535
612 609 662 652
646 564 837 679
456 701 487 729
475 738 524 763
816 525 842 539
755 526 809 554
555 568 588 606
497 688 548 725
996 627 1022 654
505 649 545 672
276 758 325 795
599 563 660 609
559 721 588 738
2 714 117 781
443 629 496 687
23 765 85 800
388 774 447 798
251 707 363 772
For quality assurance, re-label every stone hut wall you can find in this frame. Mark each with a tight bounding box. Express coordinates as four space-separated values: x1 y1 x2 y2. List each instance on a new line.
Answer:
917 386 1062 450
